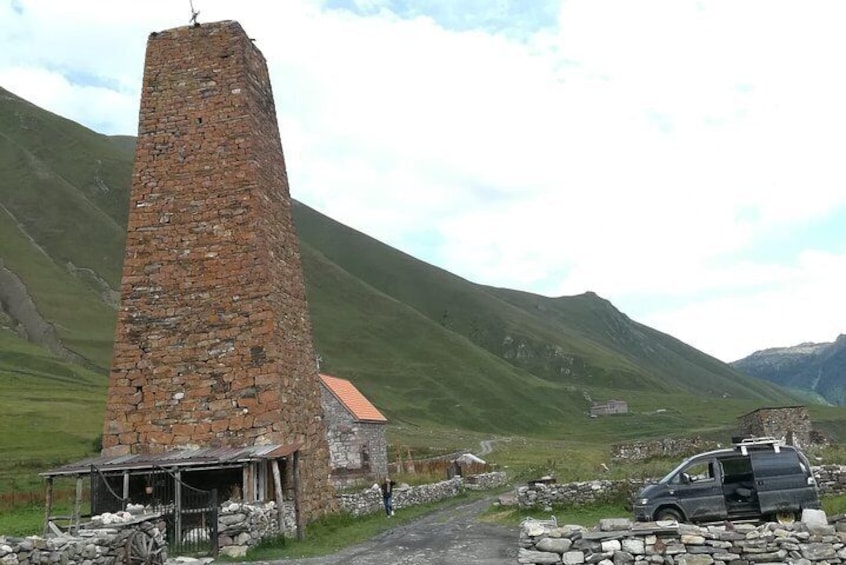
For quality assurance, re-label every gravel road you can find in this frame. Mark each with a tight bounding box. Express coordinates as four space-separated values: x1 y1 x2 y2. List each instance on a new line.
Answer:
264 495 517 565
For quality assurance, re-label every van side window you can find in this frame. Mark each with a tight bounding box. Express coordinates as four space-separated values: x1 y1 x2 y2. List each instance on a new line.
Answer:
677 461 714 483
721 456 753 480
753 451 801 477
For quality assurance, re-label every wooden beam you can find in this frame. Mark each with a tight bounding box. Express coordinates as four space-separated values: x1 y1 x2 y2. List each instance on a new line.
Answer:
272 459 286 539
293 451 304 540
43 477 54 536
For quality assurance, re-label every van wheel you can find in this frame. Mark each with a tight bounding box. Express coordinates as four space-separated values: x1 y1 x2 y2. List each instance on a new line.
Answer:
775 511 797 524
655 508 683 522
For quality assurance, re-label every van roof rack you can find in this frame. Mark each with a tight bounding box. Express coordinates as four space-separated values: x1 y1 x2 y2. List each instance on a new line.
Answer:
732 436 781 455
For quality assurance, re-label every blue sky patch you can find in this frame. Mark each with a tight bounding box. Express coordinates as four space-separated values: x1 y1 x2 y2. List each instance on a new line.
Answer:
324 0 559 37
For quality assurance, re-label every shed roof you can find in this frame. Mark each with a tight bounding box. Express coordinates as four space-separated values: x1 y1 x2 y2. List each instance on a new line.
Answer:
41 443 301 477
319 373 387 423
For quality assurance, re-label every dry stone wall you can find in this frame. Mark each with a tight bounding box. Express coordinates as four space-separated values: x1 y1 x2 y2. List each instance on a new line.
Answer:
337 472 508 517
216 500 295 558
519 466 846 510
518 513 846 565
0 516 165 565
612 438 719 463
518 479 648 510
101 20 334 522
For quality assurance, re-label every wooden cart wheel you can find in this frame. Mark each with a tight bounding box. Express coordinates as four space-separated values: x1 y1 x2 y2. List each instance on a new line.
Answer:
124 529 164 565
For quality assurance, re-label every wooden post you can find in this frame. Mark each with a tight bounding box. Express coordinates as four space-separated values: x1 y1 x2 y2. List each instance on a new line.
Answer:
174 470 183 541
43 477 54 536
293 451 304 540
122 471 130 509
72 475 83 534
271 459 286 538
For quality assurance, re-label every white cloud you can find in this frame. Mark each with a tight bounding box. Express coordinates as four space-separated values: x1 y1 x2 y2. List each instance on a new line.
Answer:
642 250 846 361
1 0 844 361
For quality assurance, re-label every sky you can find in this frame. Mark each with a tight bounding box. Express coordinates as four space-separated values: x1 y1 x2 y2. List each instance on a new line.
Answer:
1 0 844 362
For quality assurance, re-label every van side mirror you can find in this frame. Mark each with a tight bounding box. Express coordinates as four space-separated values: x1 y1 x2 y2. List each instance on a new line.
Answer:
681 473 691 484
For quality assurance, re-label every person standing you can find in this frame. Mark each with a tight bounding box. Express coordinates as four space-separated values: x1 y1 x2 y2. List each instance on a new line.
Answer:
381 476 396 517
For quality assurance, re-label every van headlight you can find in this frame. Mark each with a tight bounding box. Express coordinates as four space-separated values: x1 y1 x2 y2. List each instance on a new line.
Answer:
636 498 649 506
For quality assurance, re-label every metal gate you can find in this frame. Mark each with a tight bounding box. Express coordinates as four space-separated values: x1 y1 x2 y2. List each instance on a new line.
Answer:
147 467 218 557
90 465 127 515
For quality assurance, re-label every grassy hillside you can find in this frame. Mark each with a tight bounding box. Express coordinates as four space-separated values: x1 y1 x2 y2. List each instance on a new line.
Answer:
0 87 133 290
0 328 105 493
292 202 794 404
0 84 814 486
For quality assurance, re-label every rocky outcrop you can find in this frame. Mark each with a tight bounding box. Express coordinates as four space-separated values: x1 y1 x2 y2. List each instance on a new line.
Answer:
732 336 846 405
0 258 87 365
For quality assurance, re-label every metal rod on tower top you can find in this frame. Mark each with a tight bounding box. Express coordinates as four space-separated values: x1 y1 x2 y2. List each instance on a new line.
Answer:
189 0 200 26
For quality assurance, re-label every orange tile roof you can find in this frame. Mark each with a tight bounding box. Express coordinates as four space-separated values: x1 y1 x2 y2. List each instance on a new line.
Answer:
319 374 387 423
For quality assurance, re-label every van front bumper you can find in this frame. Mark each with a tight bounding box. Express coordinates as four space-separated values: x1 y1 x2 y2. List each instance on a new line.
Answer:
633 502 652 522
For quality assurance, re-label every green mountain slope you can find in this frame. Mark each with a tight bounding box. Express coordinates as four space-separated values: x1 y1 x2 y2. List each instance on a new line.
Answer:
0 84 802 450
292 202 793 404
733 337 846 405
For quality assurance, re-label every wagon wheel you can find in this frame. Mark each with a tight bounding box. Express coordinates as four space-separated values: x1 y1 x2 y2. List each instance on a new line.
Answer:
123 529 165 565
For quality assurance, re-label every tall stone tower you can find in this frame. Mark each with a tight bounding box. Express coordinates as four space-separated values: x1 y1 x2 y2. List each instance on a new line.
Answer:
102 21 334 519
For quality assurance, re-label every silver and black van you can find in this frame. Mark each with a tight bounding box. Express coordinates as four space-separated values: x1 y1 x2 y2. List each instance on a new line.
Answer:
633 437 819 524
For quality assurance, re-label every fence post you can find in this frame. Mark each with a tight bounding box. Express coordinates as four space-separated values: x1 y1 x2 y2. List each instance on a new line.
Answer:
43 477 54 536
72 475 83 535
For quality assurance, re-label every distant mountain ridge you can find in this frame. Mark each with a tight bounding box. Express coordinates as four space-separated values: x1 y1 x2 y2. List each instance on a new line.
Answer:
732 336 846 405
0 84 803 438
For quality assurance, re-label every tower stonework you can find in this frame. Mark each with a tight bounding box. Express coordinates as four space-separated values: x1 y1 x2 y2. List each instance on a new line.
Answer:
102 21 335 519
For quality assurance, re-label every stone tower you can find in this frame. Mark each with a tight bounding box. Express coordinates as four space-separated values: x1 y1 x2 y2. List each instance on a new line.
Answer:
102 20 334 519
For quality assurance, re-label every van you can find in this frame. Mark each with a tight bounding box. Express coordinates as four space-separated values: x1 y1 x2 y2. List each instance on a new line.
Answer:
633 437 820 524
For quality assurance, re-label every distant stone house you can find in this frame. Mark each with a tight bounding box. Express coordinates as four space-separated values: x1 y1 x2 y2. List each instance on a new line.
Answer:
590 399 628 417
737 405 812 448
319 373 388 485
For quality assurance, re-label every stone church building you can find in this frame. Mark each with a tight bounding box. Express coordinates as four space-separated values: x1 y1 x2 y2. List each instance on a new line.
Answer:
319 374 388 484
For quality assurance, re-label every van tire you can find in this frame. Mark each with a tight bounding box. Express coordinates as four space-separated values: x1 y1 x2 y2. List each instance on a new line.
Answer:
775 511 797 524
654 508 683 522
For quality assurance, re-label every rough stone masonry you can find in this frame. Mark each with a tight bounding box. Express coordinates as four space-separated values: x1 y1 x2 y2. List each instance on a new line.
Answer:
101 20 335 521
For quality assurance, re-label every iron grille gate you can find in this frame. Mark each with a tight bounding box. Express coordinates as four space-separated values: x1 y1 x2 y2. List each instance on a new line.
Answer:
148 467 218 557
90 466 218 557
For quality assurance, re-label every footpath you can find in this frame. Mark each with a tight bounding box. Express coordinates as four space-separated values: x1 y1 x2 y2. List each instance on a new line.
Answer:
266 494 517 565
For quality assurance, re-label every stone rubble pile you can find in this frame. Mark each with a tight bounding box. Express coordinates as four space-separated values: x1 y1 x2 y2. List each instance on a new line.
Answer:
518 511 845 565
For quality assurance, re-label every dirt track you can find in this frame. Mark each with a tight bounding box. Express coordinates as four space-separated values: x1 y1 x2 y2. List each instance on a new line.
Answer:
269 495 517 565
